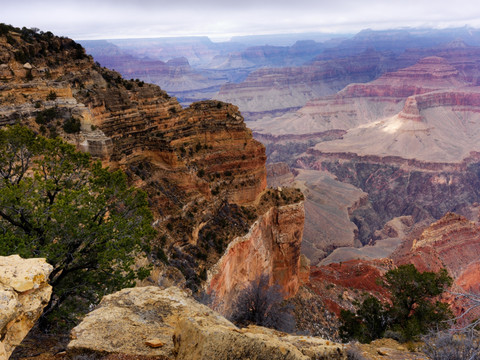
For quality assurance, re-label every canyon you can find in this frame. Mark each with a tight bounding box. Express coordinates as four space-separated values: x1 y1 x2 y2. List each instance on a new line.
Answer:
0 23 306 345
3 23 480 359
255 42 480 267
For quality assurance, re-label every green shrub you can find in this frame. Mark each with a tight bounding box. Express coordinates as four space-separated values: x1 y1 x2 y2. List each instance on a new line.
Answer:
340 264 453 343
63 117 81 133
46 90 57 100
35 107 57 124
0 125 154 331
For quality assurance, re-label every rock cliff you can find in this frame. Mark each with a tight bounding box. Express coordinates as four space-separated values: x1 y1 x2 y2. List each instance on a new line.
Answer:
207 197 305 306
394 213 480 283
0 255 53 359
67 286 346 360
392 213 480 322
0 25 304 308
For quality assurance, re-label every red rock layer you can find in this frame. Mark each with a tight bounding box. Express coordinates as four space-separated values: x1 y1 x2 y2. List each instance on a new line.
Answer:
208 202 305 305
308 259 394 315
0 27 303 301
396 213 480 278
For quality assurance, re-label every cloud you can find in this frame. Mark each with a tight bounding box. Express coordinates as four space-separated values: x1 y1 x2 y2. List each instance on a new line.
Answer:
2 0 480 40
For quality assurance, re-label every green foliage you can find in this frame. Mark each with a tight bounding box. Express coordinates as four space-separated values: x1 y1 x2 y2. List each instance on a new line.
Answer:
62 117 81 133
46 90 57 101
340 296 388 343
0 23 14 36
0 125 155 331
340 264 453 343
35 107 57 125
382 264 453 340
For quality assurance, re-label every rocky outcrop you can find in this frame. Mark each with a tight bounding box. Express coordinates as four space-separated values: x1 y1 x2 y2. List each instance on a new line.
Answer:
266 166 369 265
67 286 346 360
207 197 305 305
391 213 480 321
0 255 53 359
395 213 480 279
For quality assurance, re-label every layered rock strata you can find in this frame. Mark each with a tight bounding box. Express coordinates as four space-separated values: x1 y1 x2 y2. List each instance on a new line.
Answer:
0 255 53 359
395 213 480 282
392 213 480 322
215 49 408 121
67 286 346 360
0 26 304 305
207 199 305 305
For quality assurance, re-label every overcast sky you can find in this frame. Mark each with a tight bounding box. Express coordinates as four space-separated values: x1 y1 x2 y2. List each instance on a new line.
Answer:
2 0 480 41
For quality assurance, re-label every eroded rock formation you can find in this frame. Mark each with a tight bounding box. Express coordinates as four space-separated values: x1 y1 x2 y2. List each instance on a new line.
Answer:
67 286 346 360
0 255 53 359
394 213 480 282
207 198 305 305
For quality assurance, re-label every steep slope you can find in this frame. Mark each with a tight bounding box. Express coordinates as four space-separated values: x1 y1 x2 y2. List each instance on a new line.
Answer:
267 164 369 264
394 213 480 281
0 25 304 303
392 213 480 321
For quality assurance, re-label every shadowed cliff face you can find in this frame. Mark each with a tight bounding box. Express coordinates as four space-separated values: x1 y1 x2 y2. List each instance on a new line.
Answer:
0 26 304 298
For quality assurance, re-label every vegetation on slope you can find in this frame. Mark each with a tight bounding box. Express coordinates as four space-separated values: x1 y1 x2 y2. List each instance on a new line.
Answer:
339 264 453 343
0 125 155 331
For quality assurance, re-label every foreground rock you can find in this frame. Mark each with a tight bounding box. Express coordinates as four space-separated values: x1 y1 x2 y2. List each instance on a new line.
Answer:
67 286 345 360
0 255 53 359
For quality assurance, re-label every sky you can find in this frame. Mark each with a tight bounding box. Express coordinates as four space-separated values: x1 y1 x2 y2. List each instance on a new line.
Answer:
2 0 480 41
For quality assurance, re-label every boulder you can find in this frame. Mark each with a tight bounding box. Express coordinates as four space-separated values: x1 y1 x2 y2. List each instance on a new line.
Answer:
0 255 53 359
67 286 345 360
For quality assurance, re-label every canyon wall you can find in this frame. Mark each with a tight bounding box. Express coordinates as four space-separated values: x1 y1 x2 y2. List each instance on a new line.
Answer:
0 26 304 304
207 199 305 305
0 255 52 359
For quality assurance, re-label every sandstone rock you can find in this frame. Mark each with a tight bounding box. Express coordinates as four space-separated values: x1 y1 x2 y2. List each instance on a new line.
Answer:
67 286 345 360
174 320 345 360
0 254 53 292
0 255 53 359
145 339 164 348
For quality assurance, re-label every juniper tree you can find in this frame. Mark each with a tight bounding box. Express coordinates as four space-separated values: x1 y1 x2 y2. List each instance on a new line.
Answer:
0 125 155 330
